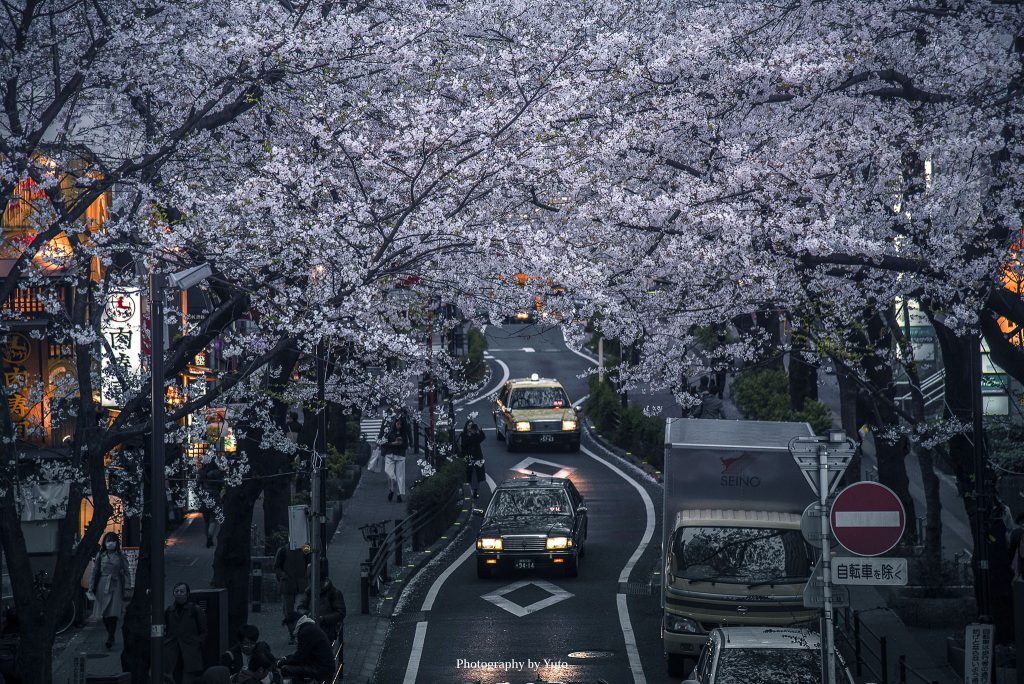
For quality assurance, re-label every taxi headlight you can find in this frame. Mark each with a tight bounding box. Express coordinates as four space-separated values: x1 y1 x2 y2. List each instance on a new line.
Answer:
546 536 569 550
477 537 503 551
515 421 531 432
561 419 577 431
664 615 701 634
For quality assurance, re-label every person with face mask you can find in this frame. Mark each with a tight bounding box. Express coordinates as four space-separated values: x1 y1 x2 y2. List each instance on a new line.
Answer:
219 624 263 676
164 582 208 684
90 531 131 650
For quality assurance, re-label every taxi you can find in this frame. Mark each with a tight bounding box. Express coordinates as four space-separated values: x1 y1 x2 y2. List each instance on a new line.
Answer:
492 375 580 452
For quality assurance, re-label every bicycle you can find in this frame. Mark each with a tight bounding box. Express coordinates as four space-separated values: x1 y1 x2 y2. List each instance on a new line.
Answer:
32 570 76 634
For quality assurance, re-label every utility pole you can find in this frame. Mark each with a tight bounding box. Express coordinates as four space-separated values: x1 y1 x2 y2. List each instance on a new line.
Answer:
310 340 326 619
149 272 166 683
971 333 992 622
817 442 837 684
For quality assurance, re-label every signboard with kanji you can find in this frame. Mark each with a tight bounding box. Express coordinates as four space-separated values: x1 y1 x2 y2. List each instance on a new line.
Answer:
830 481 906 556
964 623 994 684
831 556 907 586
100 288 143 407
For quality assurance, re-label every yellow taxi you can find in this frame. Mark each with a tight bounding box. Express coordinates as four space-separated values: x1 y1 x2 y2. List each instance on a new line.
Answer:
492 374 580 452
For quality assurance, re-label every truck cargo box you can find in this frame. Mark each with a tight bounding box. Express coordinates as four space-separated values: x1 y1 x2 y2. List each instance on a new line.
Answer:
662 418 815 552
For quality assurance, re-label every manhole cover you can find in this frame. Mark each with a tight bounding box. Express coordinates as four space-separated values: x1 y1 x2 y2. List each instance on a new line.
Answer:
568 650 616 659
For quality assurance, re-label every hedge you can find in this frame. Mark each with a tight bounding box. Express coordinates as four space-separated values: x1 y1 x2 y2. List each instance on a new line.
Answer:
407 457 463 514
584 374 664 470
462 328 488 385
731 368 832 434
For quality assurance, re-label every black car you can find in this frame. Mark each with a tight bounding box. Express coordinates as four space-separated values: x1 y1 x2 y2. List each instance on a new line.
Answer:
474 475 588 578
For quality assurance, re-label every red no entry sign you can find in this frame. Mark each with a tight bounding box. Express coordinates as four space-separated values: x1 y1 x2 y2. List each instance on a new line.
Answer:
830 482 906 556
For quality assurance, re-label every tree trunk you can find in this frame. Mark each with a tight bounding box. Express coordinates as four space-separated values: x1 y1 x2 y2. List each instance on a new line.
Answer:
836 363 861 484
13 619 56 683
262 463 291 555
788 354 818 411
213 474 261 637
122 448 153 683
917 444 944 564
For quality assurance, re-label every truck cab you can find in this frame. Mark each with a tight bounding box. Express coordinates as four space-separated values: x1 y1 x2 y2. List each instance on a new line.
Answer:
661 419 819 677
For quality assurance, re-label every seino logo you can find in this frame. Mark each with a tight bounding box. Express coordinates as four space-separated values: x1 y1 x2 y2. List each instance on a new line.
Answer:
719 453 761 488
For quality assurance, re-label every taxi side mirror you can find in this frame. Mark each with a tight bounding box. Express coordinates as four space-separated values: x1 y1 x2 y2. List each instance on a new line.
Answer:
577 505 588 514
472 508 485 516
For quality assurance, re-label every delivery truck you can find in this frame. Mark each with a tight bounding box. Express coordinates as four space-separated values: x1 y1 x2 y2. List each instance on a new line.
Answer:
661 418 819 677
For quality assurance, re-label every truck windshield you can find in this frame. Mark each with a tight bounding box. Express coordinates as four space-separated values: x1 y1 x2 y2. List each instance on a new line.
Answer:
672 526 812 584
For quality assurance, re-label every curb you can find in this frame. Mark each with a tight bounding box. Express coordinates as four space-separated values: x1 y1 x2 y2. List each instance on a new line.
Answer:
378 490 474 619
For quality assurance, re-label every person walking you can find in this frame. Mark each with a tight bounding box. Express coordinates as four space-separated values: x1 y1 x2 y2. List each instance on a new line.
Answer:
90 531 131 650
458 419 486 499
164 582 208 684
380 411 409 503
273 544 308 643
297 565 346 644
198 455 224 548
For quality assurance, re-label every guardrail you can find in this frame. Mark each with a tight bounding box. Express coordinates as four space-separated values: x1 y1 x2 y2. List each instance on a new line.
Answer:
359 484 463 614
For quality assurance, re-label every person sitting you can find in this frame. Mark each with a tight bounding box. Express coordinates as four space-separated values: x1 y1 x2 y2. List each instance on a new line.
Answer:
234 649 282 684
279 611 335 683
297 569 346 644
220 624 265 676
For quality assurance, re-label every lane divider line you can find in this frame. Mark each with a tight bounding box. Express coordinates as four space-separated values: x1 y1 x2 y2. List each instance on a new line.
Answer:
464 358 509 405
562 328 600 364
402 621 429 684
617 592 648 684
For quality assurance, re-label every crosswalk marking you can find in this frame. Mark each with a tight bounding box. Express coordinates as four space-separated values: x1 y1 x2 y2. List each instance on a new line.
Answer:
360 419 383 440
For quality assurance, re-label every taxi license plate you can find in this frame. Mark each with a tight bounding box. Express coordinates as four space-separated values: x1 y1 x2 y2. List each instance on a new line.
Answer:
515 559 535 570
540 435 554 443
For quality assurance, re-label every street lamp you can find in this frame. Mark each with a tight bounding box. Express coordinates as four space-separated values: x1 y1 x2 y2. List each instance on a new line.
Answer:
151 262 212 681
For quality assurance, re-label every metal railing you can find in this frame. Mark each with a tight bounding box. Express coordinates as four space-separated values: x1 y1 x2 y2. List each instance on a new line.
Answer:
838 608 888 684
897 655 938 684
359 484 464 614
895 369 946 411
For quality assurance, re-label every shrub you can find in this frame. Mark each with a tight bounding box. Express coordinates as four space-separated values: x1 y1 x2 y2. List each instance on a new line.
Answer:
462 328 488 385
585 374 665 470
732 368 832 434
325 443 352 479
407 457 463 514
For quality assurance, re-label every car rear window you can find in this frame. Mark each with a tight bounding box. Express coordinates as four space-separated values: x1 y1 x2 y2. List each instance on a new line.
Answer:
489 488 571 516
509 387 569 409
716 647 844 684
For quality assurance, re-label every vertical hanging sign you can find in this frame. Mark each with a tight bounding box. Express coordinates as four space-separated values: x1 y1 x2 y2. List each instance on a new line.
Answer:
101 288 143 407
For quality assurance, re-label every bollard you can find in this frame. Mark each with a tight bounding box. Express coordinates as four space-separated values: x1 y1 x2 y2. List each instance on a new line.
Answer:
394 519 403 567
360 562 370 614
853 611 862 677
250 559 263 613
880 635 888 684
72 652 87 684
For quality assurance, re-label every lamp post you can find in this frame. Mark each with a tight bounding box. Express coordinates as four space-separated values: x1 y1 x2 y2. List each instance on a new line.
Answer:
150 263 212 681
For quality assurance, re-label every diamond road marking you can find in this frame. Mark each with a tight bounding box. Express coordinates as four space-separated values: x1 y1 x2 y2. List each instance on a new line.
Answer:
481 579 574 618
510 457 574 479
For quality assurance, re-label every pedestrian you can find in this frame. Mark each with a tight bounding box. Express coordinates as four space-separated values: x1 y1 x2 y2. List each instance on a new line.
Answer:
1009 512 1024 579
695 379 724 419
164 582 208 684
278 611 335 682
380 411 409 503
297 564 346 644
273 544 309 643
90 531 131 650
458 419 486 499
198 454 224 548
235 649 282 684
285 412 302 443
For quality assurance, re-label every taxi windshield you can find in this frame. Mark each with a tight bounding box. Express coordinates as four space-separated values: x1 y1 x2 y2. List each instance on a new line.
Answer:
509 387 569 409
488 488 571 516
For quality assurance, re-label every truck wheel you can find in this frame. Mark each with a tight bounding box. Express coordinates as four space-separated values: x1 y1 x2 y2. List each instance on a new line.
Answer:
495 420 505 441
666 653 692 678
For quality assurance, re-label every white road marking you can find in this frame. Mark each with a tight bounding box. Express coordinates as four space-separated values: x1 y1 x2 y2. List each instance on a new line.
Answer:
482 579 574 617
402 621 429 684
834 511 902 527
510 456 574 480
522 347 535 353
464 358 509 405
617 593 647 683
572 394 588 408
562 329 599 364
422 543 476 612
581 443 654 684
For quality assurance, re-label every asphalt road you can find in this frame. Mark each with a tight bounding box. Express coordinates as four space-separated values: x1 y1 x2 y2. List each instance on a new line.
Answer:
376 323 676 684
